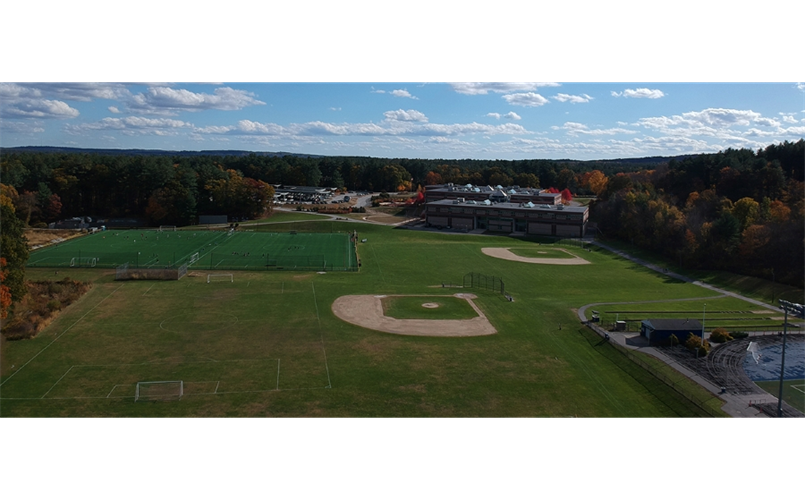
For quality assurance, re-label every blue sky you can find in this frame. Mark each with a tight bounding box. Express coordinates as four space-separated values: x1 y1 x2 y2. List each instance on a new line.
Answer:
2 82 803 160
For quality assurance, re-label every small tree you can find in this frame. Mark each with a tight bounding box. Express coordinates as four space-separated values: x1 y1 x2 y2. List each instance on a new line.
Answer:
668 334 680 346
709 327 733 343
685 333 710 355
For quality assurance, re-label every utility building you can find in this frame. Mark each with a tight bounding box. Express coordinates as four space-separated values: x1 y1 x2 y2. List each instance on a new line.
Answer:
640 319 703 345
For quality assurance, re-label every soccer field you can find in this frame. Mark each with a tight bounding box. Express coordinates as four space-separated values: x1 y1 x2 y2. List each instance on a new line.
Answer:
2 221 742 417
26 229 357 272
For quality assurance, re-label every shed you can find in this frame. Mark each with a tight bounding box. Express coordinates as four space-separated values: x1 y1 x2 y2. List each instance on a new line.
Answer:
640 319 703 345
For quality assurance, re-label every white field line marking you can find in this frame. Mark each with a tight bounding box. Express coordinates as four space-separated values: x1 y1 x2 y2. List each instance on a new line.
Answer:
106 384 137 399
370 244 386 283
143 283 156 296
215 381 220 394
311 282 332 389
1 284 125 387
791 384 805 394
277 359 280 391
247 281 250 287
41 366 75 398
2 382 325 401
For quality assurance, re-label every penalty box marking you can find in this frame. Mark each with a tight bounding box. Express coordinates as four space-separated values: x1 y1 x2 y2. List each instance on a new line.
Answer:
34 358 292 400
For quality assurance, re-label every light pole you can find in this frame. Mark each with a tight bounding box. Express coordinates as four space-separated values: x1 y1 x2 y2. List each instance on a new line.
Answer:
776 300 802 417
698 303 706 359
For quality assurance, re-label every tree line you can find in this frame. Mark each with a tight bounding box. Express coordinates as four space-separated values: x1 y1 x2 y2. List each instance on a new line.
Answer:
588 141 803 287
1 139 802 296
0 150 669 228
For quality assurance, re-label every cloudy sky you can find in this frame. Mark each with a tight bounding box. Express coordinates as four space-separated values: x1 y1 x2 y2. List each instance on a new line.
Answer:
2 82 803 160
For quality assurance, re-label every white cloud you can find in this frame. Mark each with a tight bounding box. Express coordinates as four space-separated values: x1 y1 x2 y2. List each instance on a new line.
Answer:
389 89 417 99
383 109 428 122
503 112 521 121
66 116 193 135
486 112 501 119
14 82 130 102
553 93 593 103
754 116 781 127
552 122 636 136
235 120 286 135
128 86 265 114
612 88 665 99
638 108 771 135
0 83 39 99
329 107 341 111
0 98 79 119
797 83 805 92
450 83 559 95
502 92 549 107
108 106 121 114
370 88 385 94
195 118 528 138
780 114 797 124
0 120 45 133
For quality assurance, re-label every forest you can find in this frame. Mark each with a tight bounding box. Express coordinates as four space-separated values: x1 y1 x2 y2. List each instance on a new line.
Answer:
1 139 803 289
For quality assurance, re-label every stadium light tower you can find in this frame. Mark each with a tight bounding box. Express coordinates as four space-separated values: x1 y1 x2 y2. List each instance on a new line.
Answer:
776 300 803 417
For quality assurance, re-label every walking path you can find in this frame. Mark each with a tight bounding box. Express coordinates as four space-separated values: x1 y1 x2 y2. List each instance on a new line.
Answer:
578 239 799 418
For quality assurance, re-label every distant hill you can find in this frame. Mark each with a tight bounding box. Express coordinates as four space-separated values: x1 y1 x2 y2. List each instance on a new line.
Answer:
1 146 690 164
0 146 324 159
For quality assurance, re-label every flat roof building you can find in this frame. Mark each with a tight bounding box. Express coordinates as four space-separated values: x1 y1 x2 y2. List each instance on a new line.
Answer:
640 319 704 345
424 198 588 237
425 183 561 206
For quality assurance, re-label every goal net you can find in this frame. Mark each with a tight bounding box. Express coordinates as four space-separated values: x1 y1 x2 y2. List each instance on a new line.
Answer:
189 252 200 264
207 273 234 283
135 381 183 401
159 225 177 232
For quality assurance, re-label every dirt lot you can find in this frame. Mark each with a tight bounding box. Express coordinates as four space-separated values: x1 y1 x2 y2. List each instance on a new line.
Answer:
24 229 85 249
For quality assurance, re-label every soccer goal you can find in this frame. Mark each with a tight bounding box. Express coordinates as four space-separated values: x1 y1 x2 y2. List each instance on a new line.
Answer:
207 273 234 283
70 257 76 267
189 252 200 264
159 225 177 232
135 381 183 401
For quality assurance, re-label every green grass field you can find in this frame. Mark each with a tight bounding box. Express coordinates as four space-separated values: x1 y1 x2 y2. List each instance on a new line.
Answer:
26 228 357 272
755 379 805 413
593 297 788 333
381 295 479 320
508 247 577 259
2 221 747 417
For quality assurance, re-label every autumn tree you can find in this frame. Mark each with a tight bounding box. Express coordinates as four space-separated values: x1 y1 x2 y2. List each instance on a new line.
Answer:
0 258 12 319
0 191 29 316
731 197 760 231
424 171 443 186
579 170 608 196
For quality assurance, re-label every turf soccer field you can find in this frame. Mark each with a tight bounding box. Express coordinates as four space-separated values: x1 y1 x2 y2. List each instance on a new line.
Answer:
26 229 357 272
2 220 759 417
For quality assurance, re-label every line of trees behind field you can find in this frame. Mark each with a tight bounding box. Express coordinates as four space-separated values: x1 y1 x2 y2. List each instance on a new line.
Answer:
589 141 803 287
1 140 802 286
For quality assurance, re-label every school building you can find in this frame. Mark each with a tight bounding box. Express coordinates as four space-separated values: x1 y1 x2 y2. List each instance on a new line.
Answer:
424 198 589 237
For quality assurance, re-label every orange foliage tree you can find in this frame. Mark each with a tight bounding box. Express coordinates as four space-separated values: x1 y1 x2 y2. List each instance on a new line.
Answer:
0 258 12 319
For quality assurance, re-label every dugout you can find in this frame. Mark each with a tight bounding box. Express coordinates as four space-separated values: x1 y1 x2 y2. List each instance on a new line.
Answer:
640 319 703 345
